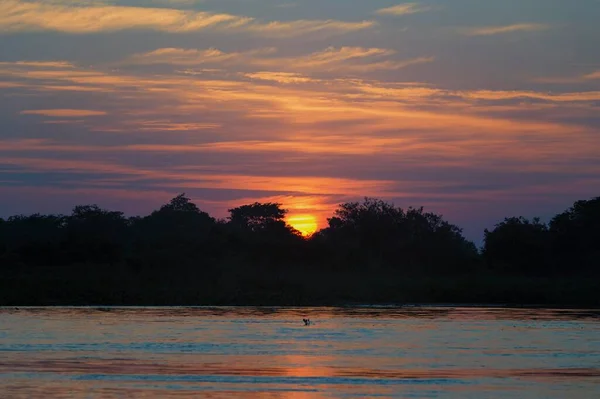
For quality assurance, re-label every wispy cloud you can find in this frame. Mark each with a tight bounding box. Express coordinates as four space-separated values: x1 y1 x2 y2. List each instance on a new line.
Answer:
534 69 600 84
459 90 600 102
241 19 375 37
0 82 24 88
338 57 434 73
583 70 600 80
244 72 317 84
151 0 204 5
124 46 433 74
292 47 396 68
463 23 549 36
43 119 85 124
20 109 107 117
0 0 372 37
0 0 245 33
126 47 276 66
0 61 75 68
375 3 431 16
123 120 220 131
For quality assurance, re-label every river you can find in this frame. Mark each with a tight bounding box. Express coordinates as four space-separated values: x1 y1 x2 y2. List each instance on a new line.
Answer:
0 307 598 398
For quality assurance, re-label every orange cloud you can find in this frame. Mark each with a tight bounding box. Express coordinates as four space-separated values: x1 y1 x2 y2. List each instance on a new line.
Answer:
20 109 107 117
244 72 317 84
38 85 110 92
290 46 394 67
125 47 276 66
126 137 414 156
0 61 75 68
43 119 84 124
583 70 600 80
0 82 24 88
336 57 434 73
375 3 431 16
460 90 600 102
125 120 220 131
463 23 549 36
124 46 432 73
0 0 247 33
0 0 372 37
533 69 600 84
240 19 375 37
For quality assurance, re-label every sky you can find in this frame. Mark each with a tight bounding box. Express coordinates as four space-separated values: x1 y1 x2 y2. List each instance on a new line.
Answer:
1 0 599 239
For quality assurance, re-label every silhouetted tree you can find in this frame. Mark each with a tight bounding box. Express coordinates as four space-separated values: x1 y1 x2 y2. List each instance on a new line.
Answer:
318 198 477 272
226 202 302 265
131 193 214 252
143 194 214 231
229 202 288 232
126 194 217 273
0 217 5 258
400 207 478 272
483 217 550 274
159 193 204 214
549 196 600 273
1 213 66 266
2 193 599 306
315 198 402 268
64 205 128 264
228 202 301 241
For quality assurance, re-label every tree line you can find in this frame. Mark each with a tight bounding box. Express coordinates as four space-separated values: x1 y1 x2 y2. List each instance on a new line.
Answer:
0 195 598 306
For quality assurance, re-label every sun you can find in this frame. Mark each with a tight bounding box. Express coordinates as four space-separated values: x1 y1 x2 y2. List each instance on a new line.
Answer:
287 214 318 237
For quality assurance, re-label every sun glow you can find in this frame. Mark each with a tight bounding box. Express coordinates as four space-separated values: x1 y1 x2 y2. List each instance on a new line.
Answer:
287 214 318 236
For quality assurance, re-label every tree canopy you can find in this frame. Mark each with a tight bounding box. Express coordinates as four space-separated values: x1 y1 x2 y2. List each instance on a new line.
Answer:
229 202 288 231
317 198 477 272
1 194 598 306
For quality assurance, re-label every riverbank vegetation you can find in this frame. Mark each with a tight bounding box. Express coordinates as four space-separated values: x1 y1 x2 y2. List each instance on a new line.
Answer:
1 195 598 306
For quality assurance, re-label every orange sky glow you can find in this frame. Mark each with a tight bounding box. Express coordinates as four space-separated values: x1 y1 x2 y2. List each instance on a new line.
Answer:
1 0 599 241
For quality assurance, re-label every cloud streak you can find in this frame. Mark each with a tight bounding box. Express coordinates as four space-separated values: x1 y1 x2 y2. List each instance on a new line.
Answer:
463 23 549 36
124 46 434 74
0 0 373 36
20 109 107 117
583 70 600 80
375 3 431 16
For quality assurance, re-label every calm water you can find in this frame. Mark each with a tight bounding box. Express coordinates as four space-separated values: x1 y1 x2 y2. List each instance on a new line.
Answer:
0 307 599 398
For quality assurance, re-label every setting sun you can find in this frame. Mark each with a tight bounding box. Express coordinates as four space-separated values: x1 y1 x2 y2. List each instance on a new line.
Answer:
287 214 318 237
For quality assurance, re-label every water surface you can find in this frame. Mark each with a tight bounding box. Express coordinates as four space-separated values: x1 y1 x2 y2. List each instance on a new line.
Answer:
1 307 599 398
